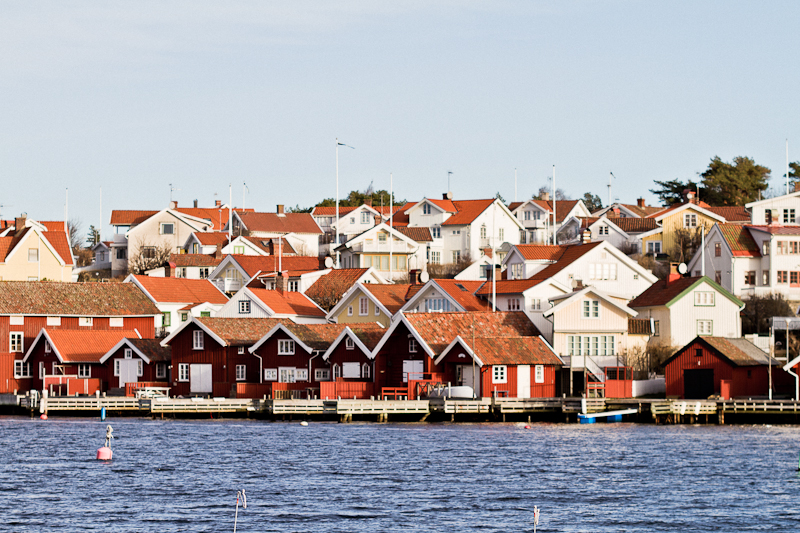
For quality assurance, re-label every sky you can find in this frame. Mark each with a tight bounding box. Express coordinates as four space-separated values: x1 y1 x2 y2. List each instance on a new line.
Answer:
1 1 799 240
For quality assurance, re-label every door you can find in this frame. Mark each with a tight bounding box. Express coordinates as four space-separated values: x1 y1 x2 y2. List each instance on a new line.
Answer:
402 360 423 383
684 369 715 399
279 367 296 383
190 364 213 393
118 360 139 388
460 365 481 397
517 365 530 399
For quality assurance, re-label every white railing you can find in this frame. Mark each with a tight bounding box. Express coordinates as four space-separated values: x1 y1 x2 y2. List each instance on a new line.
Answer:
224 279 242 292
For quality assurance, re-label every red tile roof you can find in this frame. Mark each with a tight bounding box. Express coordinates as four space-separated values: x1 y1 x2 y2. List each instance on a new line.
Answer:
127 338 171 362
169 254 224 267
528 242 602 280
532 199 581 223
605 217 659 233
197 317 286 345
471 336 562 366
242 236 297 255
396 226 433 242
508 202 524 211
363 284 413 314
646 201 712 219
0 281 160 316
311 206 359 216
475 278 545 295
305 269 369 306
45 330 139 363
110 210 159 226
237 212 322 234
42 231 74 265
193 232 231 246
718 225 761 257
706 206 750 223
616 203 664 217
747 225 800 235
427 198 458 212
442 199 495 226
248 289 326 317
175 207 252 231
282 322 385 350
514 244 568 261
628 276 702 308
131 275 228 305
40 221 67 232
432 280 490 311
402 311 540 355
230 255 322 278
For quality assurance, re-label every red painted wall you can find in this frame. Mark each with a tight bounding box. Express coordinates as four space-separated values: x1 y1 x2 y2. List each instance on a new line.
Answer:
325 340 373 382
372 323 439 389
168 325 231 397
252 330 327 388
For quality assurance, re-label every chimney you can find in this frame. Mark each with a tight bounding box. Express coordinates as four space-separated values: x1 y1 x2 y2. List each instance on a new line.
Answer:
374 215 382 226
14 214 27 232
542 192 550 201
193 199 198 208
683 189 697 205
215 200 222 207
582 229 592 244
276 271 287 294
277 204 285 216
364 197 373 207
667 262 681 284
637 198 645 208
409 269 421 284
612 207 620 216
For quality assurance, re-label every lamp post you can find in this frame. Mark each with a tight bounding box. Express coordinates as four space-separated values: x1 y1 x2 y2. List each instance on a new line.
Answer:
336 139 355 268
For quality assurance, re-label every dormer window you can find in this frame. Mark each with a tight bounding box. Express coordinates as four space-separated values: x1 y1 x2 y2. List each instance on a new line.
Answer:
423 204 431 215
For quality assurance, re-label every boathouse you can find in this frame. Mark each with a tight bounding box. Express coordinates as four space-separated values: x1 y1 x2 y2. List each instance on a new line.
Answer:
319 326 387 398
665 336 790 399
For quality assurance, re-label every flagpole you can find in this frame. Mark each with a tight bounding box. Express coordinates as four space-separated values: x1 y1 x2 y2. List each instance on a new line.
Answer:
389 172 393 281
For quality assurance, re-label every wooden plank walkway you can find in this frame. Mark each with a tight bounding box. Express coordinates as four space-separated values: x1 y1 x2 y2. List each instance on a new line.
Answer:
40 397 142 412
147 398 258 413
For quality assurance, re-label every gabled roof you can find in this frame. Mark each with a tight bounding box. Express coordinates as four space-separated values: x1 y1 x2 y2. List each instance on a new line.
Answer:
396 226 433 242
528 242 603 280
192 317 285 346
23 329 138 363
336 223 419 252
311 206 359 217
475 278 545 296
361 284 412 314
602 217 660 233
239 236 297 256
221 255 322 278
236 212 322 234
99 337 171 364
646 202 725 223
628 276 744 309
128 275 228 305
415 279 490 311
435 335 562 366
718 224 761 257
249 321 385 353
191 232 231 246
513 244 568 261
110 210 159 226
247 288 326 317
169 253 224 267
668 336 776 367
174 207 251 231
321 325 388 361
305 268 371 305
0 227 74 266
531 199 582 223
441 199 495 226
0 281 160 316
387 202 415 226
706 206 750 223
544 286 637 318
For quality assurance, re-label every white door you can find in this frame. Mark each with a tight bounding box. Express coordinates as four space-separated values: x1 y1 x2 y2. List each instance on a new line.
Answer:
118 360 139 388
517 365 530 399
402 360 423 383
190 364 213 393
460 365 481 397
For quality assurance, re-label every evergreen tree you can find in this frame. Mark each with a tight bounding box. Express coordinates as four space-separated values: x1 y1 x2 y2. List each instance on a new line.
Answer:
700 156 770 206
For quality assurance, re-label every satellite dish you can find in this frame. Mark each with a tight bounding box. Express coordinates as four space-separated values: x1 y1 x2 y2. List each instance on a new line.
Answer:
420 271 430 283
678 263 688 275
324 257 334 268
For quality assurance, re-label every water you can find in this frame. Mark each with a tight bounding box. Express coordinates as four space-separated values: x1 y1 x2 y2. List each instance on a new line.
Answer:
1 418 800 532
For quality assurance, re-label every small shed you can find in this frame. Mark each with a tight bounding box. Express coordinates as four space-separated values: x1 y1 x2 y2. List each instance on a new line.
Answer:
665 336 790 399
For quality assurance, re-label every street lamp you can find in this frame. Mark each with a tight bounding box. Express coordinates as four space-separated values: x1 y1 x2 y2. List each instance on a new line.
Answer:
336 139 355 268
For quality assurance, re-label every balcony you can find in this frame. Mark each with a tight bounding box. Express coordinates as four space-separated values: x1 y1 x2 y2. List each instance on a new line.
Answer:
350 241 407 253
112 233 128 244
224 279 242 293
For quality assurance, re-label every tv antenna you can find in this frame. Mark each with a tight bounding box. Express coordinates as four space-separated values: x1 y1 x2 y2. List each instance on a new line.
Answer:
169 183 181 202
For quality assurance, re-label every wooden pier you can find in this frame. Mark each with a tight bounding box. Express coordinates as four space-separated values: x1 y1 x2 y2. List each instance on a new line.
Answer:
15 394 800 424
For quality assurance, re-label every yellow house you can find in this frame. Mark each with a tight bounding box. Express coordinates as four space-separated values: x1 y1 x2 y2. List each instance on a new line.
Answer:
327 283 412 327
639 203 724 258
0 220 74 282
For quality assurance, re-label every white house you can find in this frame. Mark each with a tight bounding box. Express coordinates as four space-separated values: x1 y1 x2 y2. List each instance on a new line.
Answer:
399 279 490 314
228 206 322 257
508 197 591 244
334 223 426 281
745 189 800 226
216 287 327 324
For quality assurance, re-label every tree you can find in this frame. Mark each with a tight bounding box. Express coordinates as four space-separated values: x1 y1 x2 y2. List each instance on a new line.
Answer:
650 179 699 206
788 161 800 190
67 218 83 251
86 225 100 247
700 156 770 206
581 192 603 213
287 205 312 213
316 187 406 208
127 239 173 275
741 293 794 335
494 191 506 203
533 186 570 201
668 227 703 264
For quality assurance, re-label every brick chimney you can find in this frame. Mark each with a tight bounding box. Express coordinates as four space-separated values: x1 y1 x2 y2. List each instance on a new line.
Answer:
215 200 222 207
276 271 287 294
364 197 373 207
667 263 681 284
409 269 421 284
14 214 27 233
193 199 198 208
374 215 382 226
277 204 285 216
612 207 621 216
637 198 645 208
683 189 698 205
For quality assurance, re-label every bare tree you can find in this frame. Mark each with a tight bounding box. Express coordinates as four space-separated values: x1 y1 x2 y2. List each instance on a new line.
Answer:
127 239 173 275
67 218 83 251
305 277 359 311
428 253 474 279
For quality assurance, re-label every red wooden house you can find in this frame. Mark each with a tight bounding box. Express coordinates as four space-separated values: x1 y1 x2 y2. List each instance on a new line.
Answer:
370 311 558 398
319 326 386 399
665 336 791 399
0 281 160 393
99 338 171 394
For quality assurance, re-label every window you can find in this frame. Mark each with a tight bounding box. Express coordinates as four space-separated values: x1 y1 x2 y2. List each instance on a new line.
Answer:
697 320 713 336
452 251 460 263
567 335 616 356
432 227 441 239
694 292 715 306
647 241 662 254
162 312 171 327
39 362 45 379
452 230 460 235
598 226 609 235
425 298 451 312
178 312 187 322
510 263 523 280
175 267 187 278
409 339 418 353
359 297 368 316
653 321 660 337
264 368 278 381
714 243 721 257
695 348 703 358
279 368 297 384
296 369 309 381
684 213 697 228
278 339 295 355
113 360 121 377
237 346 245 355
199 267 209 279
430 251 441 264
499 228 504 241
762 242 770 256
160 223 174 235
193 330 204 350
363 363 371 379
531 298 541 311
116 248 127 260
715 271 722 284
784 209 796 224
78 364 91 378
10 332 23 352
28 248 39 262
524 210 531 221
778 271 789 284
137 360 143 377
589 263 617 281
375 303 381 316
332 364 341 380
361 212 370 224
239 300 251 314
378 232 387 243
79 317 93 327
346 337 355 350
314 368 330 381
423 204 431 215
141 246 156 259
583 300 600 318
347 305 353 316
534 365 544 384
233 245 245 254
349 217 355 224
745 271 756 286
343 362 360 378
507 298 521 311
156 363 166 379
123 348 132 359
236 365 246 381
492 365 507 384
44 341 51 353
288 280 299 292
480 225 487 239
778 241 787 254
14 361 31 378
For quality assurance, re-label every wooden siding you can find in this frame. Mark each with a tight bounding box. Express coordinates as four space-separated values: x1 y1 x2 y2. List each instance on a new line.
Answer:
325 341 373 382
371 322 438 389
333 291 391 327
251 330 326 387
168 325 230 397
0 353 28 393
320 381 375 399
659 210 716 256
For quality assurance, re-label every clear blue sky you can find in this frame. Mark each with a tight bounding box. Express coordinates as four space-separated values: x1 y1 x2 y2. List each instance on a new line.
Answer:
1 1 799 240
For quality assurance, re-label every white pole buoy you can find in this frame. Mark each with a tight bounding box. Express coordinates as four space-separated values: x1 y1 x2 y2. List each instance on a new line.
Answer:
534 506 540 533
234 489 247 533
97 425 113 460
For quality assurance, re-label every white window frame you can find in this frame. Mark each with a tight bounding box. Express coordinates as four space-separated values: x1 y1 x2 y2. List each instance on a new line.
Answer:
345 337 355 350
362 362 371 379
295 368 309 381
423 204 431 215
78 364 91 378
359 297 368 316
531 298 541 311
347 305 353 317
160 222 175 235
114 359 121 377
684 213 697 228
239 300 251 314
534 365 544 384
44 341 51 353
507 298 521 311
236 365 247 381
28 248 39 262
193 330 204 350
264 368 278 381
409 339 418 353
647 241 662 254
9 332 23 353
583 300 600 319
694 292 715 306
314 368 330 381
278 339 295 355
238 346 245 354
79 317 93 327
178 363 189 382
492 365 507 384
697 320 713 336
361 212 371 224
137 360 143 377
14 361 31 378
332 364 341 380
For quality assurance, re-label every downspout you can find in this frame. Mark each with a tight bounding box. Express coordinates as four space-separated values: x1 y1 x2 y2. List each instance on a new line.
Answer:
309 351 320 391
253 350 263 384
785 364 799 401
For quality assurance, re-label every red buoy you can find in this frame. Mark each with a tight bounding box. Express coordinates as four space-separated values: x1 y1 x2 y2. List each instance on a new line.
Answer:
97 447 113 460
40 414 48 420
